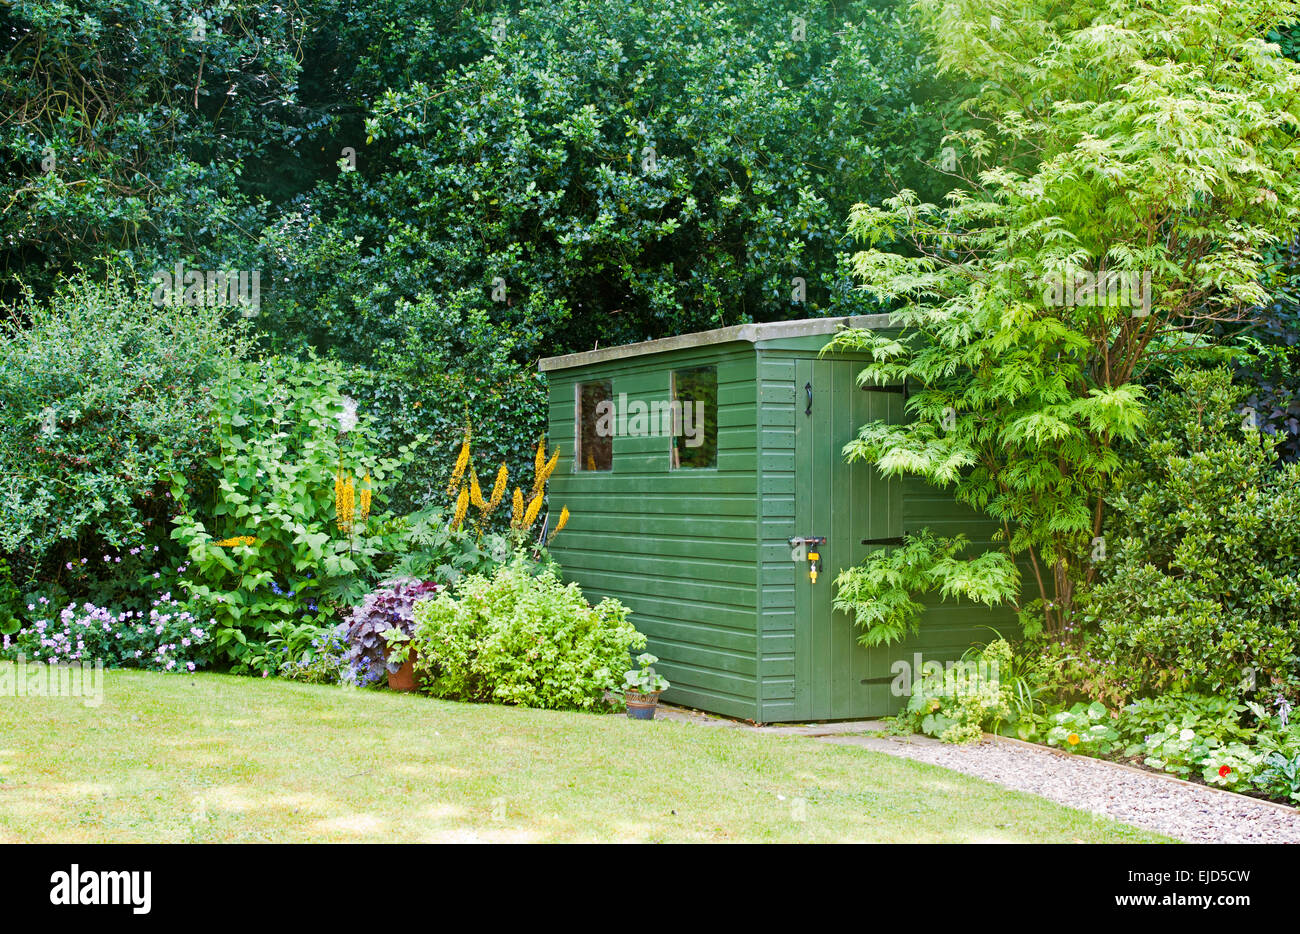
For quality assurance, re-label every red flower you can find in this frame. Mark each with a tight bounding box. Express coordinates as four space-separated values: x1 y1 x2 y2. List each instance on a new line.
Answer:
1218 765 1232 778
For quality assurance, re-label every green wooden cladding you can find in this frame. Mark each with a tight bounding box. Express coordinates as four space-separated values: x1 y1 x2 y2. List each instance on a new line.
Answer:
540 318 1016 722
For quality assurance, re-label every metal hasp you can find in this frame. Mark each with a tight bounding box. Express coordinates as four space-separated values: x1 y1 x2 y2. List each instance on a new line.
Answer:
788 536 826 584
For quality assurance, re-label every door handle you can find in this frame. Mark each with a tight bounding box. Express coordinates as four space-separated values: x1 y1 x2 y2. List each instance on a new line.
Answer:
805 382 813 416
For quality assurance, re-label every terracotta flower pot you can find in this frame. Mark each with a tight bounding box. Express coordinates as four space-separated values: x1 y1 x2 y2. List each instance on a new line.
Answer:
625 689 663 720
388 653 419 692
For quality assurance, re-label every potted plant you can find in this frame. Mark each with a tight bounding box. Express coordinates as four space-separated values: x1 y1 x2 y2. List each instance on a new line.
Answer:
623 653 670 720
342 579 440 688
382 627 418 691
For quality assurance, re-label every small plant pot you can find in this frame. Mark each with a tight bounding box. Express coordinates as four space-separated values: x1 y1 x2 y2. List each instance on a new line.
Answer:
388 655 419 692
625 689 662 720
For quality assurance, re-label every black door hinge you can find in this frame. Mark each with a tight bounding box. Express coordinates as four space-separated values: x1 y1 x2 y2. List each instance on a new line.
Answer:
860 378 908 402
860 536 905 546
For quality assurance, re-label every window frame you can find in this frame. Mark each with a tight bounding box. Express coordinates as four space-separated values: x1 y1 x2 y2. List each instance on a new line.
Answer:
669 365 719 471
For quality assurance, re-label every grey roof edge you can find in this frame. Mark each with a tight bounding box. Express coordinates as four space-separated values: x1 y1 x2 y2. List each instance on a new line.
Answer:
537 313 899 372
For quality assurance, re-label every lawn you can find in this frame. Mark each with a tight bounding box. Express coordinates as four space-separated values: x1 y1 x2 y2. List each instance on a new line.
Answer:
0 666 1168 843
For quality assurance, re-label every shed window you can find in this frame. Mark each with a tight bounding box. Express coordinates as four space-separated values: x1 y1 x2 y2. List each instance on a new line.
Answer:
670 366 718 469
575 380 614 472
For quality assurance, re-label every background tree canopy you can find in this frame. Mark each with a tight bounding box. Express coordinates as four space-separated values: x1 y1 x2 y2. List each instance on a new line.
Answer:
2 0 949 362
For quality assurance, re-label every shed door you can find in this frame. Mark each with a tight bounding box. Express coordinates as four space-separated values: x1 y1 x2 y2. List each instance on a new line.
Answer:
792 357 902 720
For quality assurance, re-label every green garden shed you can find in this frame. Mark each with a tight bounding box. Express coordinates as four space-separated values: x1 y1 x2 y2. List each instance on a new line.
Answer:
539 315 1015 723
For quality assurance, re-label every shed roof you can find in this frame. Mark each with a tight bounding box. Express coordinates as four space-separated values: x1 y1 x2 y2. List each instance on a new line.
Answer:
537 313 895 372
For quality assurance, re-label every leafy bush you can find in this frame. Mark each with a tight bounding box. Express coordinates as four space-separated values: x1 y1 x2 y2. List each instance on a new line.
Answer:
342 579 442 687
899 639 1012 743
1255 752 1300 804
2 593 213 672
1044 702 1120 756
412 561 643 710
0 558 22 634
0 1 301 299
278 624 352 685
0 276 249 594
381 508 512 584
1083 368 1300 700
171 354 417 668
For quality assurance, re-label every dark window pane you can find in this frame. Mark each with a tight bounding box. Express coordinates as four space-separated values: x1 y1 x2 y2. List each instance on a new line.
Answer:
671 366 717 469
576 380 613 471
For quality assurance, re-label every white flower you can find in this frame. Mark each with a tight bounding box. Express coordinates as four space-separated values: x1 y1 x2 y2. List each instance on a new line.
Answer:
1179 728 1196 742
337 395 359 433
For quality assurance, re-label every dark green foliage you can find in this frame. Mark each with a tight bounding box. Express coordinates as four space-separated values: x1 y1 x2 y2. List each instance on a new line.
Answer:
247 0 948 360
0 0 305 298
1215 238 1300 463
1083 368 1300 700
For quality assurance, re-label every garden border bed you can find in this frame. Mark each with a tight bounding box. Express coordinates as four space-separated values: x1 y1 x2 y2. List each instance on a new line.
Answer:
989 733 1300 816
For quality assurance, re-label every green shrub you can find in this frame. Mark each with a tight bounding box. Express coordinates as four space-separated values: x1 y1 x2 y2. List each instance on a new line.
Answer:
0 558 21 634
277 623 353 685
0 276 249 594
412 561 643 710
900 639 1013 743
1112 694 1279 792
1084 368 1300 701
1044 702 1120 756
1255 752 1300 804
171 354 417 669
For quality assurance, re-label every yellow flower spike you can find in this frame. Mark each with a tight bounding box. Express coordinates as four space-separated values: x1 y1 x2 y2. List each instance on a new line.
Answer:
534 435 546 479
531 442 560 498
359 471 373 523
510 487 524 528
541 446 560 484
336 472 356 534
586 453 595 472
546 506 570 545
452 484 470 531
523 492 544 529
447 439 471 497
469 468 487 510
488 463 508 510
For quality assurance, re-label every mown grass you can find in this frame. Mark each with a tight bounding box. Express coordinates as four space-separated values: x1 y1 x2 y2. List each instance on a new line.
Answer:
0 666 1168 843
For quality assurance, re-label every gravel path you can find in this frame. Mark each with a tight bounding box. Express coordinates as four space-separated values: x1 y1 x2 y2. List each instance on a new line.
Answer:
820 734 1300 844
